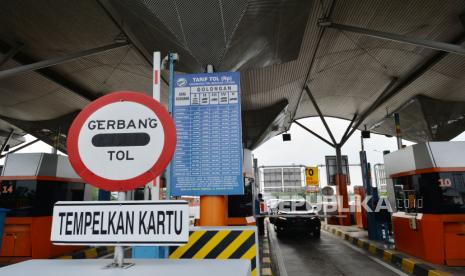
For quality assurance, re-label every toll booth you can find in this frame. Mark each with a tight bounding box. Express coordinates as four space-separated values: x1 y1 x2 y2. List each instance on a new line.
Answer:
0 153 92 264
384 142 465 266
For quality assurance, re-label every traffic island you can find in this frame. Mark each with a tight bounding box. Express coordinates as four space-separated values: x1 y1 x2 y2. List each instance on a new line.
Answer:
321 223 464 276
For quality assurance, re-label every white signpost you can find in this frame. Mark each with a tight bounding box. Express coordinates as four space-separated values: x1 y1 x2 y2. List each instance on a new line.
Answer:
67 91 176 191
51 201 189 246
63 91 180 268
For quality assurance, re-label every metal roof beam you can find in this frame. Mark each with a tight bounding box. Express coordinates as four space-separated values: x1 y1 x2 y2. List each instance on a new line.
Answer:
340 113 357 145
293 120 334 148
0 43 23 67
0 42 129 80
304 85 337 145
340 30 465 145
289 0 337 127
0 138 40 159
0 129 14 155
340 78 398 144
319 21 465 56
97 0 170 86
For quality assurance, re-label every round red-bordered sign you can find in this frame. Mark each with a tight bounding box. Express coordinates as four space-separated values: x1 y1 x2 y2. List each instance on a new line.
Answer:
67 91 176 191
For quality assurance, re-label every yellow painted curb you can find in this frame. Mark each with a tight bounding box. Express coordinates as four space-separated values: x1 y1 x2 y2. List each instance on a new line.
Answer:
368 244 377 254
401 258 416 274
84 248 98 259
428 270 451 276
262 267 273 276
383 250 393 262
357 239 364 248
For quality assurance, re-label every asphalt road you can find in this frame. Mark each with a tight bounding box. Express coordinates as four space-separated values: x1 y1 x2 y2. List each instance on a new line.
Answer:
269 225 404 276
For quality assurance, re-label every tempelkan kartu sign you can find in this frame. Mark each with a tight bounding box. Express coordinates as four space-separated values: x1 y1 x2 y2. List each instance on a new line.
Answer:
51 201 189 246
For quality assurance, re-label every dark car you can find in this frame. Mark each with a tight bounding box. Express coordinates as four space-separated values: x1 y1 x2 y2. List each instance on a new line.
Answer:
274 200 321 238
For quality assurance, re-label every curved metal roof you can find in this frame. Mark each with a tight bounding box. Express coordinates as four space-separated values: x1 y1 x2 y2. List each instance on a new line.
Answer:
0 0 464 152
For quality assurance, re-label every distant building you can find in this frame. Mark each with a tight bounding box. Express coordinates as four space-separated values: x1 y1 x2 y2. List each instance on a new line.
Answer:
259 166 306 194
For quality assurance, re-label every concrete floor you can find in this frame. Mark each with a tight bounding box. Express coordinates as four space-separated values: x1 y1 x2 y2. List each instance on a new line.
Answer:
269 226 403 276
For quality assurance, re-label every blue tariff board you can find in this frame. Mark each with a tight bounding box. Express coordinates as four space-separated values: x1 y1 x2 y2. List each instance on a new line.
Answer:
170 72 244 196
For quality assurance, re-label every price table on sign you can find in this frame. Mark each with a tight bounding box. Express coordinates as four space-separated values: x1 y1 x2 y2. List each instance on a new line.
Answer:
171 72 243 196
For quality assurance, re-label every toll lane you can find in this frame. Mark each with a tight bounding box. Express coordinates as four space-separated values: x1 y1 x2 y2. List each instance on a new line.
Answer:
269 225 402 276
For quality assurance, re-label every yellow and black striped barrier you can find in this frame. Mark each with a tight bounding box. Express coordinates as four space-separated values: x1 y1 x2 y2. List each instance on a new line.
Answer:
57 246 114 259
169 226 260 276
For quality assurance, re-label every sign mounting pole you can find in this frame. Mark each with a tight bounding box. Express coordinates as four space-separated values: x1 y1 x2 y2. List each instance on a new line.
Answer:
113 191 126 267
151 51 161 201
166 52 178 199
65 91 180 268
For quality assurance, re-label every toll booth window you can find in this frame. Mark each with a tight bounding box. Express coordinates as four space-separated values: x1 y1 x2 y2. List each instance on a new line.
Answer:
35 181 85 216
0 180 36 216
393 172 465 214
393 175 420 212
0 180 85 217
421 172 465 213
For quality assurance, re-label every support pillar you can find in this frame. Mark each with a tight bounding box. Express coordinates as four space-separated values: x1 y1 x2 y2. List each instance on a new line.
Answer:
200 196 227 226
335 145 351 226
335 174 351 226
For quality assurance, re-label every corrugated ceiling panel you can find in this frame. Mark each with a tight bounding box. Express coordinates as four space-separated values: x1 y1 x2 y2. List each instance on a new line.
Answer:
295 0 465 135
50 46 152 96
240 0 323 112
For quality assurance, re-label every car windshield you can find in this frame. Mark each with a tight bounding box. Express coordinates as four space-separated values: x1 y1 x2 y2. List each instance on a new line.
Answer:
278 201 311 212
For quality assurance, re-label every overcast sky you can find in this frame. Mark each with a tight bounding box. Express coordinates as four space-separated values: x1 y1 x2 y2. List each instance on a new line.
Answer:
2 117 465 192
252 117 465 191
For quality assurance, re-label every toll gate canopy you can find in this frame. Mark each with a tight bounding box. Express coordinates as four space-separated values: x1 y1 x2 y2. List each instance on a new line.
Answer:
1 0 465 150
